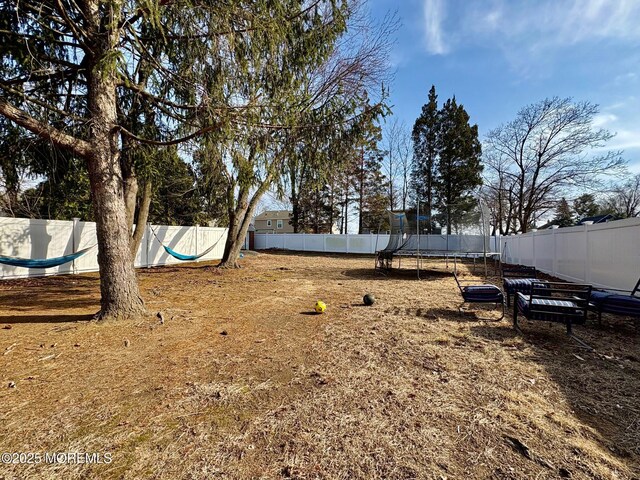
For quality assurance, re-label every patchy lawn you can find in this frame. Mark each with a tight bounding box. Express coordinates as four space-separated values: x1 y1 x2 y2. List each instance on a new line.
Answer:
0 252 638 479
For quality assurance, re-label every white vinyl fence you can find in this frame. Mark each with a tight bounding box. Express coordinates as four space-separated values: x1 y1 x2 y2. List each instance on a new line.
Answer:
255 233 390 254
0 217 227 279
501 218 640 291
254 233 500 255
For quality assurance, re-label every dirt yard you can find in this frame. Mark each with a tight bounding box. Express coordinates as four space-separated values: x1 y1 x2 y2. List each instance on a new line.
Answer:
0 252 638 479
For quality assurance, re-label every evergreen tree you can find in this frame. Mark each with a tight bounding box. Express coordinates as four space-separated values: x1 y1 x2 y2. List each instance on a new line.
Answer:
297 182 340 233
573 193 600 220
434 98 483 234
355 148 389 233
554 198 574 227
0 1 390 318
149 150 203 226
411 86 439 232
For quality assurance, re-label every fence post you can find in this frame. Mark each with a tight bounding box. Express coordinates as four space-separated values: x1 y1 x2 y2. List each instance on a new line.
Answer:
323 234 327 252
531 229 537 269
584 222 591 284
551 226 559 276
302 233 306 252
72 217 80 274
346 234 350 254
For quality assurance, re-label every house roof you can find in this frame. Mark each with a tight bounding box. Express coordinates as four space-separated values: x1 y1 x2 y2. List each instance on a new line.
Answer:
577 214 616 225
254 210 292 220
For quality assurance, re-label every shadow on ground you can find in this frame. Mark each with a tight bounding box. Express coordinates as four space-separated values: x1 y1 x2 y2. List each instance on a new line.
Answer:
0 294 98 311
427 307 505 322
0 313 94 324
471 319 640 472
341 268 452 281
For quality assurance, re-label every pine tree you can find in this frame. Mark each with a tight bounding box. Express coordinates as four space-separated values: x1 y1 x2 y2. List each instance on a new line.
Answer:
554 198 574 227
356 149 389 233
434 98 483 234
411 86 439 232
297 182 340 233
573 193 600 220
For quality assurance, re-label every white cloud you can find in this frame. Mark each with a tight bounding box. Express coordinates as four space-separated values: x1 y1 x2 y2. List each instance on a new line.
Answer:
595 99 640 159
592 113 618 128
423 0 448 55
613 72 638 87
427 0 640 57
606 129 640 151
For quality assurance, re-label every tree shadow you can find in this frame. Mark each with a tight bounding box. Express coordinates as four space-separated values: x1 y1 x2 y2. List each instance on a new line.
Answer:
341 268 451 281
137 261 222 275
427 307 504 322
259 249 376 260
0 313 94 324
0 274 99 312
0 295 98 311
470 320 640 470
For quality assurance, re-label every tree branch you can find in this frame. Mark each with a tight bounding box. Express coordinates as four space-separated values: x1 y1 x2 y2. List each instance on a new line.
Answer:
0 99 91 158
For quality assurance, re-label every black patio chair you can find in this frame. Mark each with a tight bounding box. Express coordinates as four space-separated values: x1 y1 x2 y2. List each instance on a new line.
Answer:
589 277 640 325
513 281 592 347
454 271 505 320
502 265 545 307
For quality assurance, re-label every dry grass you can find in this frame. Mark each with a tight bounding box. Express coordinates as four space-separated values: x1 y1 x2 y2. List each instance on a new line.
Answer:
0 252 638 479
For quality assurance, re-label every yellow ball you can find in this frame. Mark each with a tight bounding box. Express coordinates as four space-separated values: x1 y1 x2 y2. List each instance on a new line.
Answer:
315 300 327 314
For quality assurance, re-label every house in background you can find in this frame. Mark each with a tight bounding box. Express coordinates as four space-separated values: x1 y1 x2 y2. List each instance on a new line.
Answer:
254 210 294 233
577 214 617 225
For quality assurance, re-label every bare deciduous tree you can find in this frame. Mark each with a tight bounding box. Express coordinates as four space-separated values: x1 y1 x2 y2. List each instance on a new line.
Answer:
382 119 412 212
602 173 640 218
483 97 626 233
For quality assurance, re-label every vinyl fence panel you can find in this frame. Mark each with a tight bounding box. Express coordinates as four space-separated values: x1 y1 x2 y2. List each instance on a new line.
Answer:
501 218 640 291
253 233 497 256
0 217 228 279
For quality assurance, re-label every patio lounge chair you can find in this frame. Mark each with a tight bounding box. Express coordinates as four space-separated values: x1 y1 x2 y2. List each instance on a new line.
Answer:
589 278 640 324
454 272 505 320
514 281 592 346
502 265 544 307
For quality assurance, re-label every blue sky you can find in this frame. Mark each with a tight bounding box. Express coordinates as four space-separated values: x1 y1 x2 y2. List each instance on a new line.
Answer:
370 0 640 173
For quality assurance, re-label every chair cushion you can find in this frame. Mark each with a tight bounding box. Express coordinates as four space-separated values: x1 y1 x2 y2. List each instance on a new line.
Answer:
516 293 583 322
590 290 613 305
503 278 544 294
462 285 503 303
598 294 640 317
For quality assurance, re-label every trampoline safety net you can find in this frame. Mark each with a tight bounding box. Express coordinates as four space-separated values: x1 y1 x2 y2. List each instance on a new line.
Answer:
375 199 497 272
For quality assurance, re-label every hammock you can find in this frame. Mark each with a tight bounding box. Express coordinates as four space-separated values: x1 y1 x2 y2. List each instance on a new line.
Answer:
0 245 96 269
152 228 223 261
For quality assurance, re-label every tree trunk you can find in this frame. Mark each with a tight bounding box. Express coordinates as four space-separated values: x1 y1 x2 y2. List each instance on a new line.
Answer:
358 149 364 234
130 180 152 260
123 173 138 231
290 181 300 233
85 3 145 320
426 155 433 233
219 187 249 268
121 136 138 232
328 181 335 233
219 181 267 268
218 209 247 268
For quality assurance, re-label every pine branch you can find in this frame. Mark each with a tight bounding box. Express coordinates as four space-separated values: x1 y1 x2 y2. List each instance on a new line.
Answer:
0 99 91 158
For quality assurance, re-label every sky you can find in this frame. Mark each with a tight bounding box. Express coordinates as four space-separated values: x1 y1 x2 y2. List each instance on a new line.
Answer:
369 0 640 173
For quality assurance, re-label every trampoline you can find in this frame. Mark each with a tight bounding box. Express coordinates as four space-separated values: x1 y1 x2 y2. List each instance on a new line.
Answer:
374 200 500 278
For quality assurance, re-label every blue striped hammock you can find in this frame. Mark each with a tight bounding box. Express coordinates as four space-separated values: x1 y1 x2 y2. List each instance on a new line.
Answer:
152 227 223 261
162 243 217 261
0 245 96 269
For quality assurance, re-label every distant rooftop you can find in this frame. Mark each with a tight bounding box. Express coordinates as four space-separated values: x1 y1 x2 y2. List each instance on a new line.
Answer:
577 214 617 225
254 210 292 220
